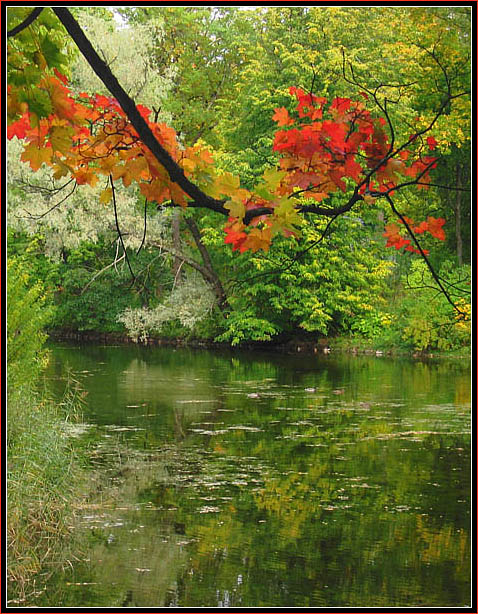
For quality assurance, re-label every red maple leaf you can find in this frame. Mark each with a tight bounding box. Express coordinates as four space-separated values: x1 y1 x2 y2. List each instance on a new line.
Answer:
426 216 446 240
383 223 411 250
224 225 247 251
53 69 69 86
330 97 352 114
413 220 429 234
7 114 31 140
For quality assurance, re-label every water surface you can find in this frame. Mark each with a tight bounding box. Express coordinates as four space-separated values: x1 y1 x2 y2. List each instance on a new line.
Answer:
39 343 470 607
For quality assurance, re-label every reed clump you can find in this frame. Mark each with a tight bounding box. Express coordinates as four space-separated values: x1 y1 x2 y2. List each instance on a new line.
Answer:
7 379 86 605
7 257 86 605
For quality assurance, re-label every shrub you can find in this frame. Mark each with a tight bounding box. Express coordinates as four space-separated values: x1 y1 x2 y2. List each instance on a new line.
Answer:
7 257 53 392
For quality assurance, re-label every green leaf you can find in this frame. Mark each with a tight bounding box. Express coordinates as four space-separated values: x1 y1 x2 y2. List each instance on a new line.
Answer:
40 36 66 69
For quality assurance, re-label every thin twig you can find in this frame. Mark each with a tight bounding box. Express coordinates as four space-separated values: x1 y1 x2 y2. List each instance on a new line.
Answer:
16 182 77 220
385 193 465 317
110 174 135 283
81 253 126 295
136 198 148 255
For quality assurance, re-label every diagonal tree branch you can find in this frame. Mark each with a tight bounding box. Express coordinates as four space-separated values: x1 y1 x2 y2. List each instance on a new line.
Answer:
52 7 229 217
7 7 44 37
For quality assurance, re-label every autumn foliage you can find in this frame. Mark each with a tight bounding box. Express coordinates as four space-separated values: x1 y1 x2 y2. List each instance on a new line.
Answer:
8 73 445 254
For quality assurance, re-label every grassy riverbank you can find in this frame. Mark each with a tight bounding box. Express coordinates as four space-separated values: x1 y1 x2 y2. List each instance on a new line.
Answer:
48 327 471 360
7 380 86 605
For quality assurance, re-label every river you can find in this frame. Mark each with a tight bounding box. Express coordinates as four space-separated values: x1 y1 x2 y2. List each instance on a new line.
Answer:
37 342 470 608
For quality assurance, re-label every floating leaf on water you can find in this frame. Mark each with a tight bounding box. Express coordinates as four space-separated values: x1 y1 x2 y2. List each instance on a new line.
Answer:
227 425 263 432
198 506 221 513
104 426 146 432
177 399 217 404
188 428 228 435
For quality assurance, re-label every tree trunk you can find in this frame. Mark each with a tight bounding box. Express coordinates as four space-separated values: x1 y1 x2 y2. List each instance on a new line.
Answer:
183 216 230 313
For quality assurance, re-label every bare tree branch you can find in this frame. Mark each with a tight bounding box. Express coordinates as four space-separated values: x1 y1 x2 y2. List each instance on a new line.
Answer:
110 174 135 282
81 252 126 295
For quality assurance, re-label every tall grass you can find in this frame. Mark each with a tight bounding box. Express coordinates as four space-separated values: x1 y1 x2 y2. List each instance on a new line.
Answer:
7 378 86 605
7 256 87 605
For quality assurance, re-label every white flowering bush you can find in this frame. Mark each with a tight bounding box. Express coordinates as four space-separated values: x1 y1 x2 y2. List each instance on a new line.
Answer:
118 273 216 342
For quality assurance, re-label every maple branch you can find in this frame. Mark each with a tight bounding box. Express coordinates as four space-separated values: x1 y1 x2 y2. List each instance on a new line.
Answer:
298 190 363 217
385 194 465 317
240 189 364 225
404 270 470 297
52 7 227 216
13 176 75 197
50 8 362 228
370 156 440 197
341 49 468 200
7 7 44 37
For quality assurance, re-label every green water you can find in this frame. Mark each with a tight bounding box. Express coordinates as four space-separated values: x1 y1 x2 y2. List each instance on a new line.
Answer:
39 343 470 608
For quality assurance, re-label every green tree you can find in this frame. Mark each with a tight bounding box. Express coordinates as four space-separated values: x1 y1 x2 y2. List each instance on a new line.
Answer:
7 257 53 391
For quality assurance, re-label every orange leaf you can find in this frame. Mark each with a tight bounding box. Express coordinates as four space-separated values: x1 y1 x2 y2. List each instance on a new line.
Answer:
72 167 99 186
241 226 272 253
272 107 294 126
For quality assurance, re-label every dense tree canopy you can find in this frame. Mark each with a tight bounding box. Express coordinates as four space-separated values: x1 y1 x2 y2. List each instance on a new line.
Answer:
6 5 471 348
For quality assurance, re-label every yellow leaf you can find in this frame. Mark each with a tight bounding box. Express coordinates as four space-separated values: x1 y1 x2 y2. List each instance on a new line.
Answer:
99 188 112 205
49 125 74 155
73 167 99 187
363 194 376 205
51 157 71 180
20 142 53 171
225 198 245 219
210 171 240 198
273 196 302 227
111 156 149 187
139 179 169 203
170 182 188 208
181 157 197 173
262 168 287 191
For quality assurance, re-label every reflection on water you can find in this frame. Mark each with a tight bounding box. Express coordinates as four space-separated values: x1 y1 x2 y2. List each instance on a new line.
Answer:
38 343 470 607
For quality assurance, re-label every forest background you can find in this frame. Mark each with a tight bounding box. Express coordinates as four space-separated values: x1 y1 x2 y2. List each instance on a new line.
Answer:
7 5 471 354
